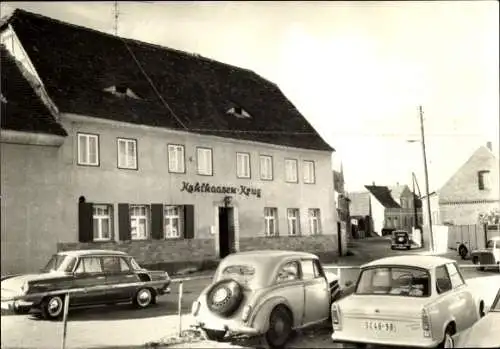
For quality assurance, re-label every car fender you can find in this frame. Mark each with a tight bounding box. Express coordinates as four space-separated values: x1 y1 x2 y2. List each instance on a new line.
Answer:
249 296 293 333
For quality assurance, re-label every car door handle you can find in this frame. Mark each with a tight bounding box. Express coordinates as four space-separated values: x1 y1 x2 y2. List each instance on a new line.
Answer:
126 275 135 278
96 276 105 280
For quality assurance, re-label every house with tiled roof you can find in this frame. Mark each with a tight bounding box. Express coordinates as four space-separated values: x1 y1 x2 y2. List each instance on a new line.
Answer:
349 183 422 238
0 9 338 275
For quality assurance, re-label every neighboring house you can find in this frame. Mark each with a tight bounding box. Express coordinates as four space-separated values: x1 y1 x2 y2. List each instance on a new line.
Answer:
0 9 338 275
388 183 423 230
437 142 499 225
348 191 372 238
421 191 440 226
349 183 423 237
333 164 350 253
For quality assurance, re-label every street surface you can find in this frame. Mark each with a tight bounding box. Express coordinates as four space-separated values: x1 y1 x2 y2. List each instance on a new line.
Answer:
1 237 499 349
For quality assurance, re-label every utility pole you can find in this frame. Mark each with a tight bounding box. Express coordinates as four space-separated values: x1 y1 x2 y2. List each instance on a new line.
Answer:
113 1 119 36
419 106 434 252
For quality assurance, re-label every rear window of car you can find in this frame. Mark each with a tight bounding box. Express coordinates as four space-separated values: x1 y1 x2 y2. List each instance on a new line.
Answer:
356 266 431 297
221 265 256 288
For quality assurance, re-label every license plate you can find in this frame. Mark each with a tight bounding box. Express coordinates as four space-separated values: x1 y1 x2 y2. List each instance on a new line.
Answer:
398 238 404 242
365 320 396 332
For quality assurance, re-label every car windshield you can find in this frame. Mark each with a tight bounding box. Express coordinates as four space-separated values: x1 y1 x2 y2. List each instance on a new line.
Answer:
486 240 498 249
491 291 500 312
356 266 430 297
220 265 256 288
42 254 77 273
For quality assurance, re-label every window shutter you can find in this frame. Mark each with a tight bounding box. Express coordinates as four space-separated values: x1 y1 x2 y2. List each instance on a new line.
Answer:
183 205 195 239
78 202 93 242
151 204 164 240
118 203 131 241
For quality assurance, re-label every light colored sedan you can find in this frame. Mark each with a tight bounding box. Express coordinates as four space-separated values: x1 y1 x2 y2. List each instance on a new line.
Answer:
331 255 485 348
191 250 344 349
455 287 500 348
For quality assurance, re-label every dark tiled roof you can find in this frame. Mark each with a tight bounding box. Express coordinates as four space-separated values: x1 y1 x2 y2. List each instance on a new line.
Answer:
6 9 333 151
0 45 67 136
365 185 401 209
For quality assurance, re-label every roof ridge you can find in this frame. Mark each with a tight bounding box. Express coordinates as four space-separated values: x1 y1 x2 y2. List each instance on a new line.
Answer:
9 8 259 77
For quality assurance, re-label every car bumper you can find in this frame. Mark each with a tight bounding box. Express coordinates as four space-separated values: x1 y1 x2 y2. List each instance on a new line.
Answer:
331 331 439 348
1 299 35 310
194 318 259 336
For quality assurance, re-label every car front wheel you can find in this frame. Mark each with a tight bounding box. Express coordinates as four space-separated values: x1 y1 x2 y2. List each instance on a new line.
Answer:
265 306 293 349
133 288 155 309
203 329 226 341
41 295 65 320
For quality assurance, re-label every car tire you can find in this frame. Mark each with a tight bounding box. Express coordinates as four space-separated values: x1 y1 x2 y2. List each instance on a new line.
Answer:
265 305 293 349
438 325 455 348
40 295 65 321
206 279 243 317
133 288 155 309
203 329 226 342
458 245 468 260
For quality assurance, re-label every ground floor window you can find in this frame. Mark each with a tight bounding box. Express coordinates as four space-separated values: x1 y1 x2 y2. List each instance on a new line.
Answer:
264 207 278 236
130 205 150 240
308 208 321 235
164 205 184 238
287 208 300 236
93 204 113 241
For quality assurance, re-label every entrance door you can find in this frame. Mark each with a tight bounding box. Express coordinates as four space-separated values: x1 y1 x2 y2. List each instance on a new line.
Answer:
337 222 343 256
219 207 235 258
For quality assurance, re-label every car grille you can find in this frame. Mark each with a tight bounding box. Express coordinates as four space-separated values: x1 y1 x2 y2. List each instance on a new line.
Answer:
478 253 495 265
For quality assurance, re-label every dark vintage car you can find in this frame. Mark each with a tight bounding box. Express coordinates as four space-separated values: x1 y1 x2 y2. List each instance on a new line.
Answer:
0 249 170 320
390 230 412 250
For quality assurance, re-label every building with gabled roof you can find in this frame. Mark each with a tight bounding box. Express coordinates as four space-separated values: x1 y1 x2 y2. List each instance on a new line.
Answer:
1 9 338 275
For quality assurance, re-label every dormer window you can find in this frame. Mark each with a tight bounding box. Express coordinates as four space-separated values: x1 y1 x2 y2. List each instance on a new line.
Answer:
103 85 141 100
227 106 251 119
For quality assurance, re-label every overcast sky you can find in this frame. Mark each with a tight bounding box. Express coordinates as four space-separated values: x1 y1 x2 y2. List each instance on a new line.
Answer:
1 1 499 192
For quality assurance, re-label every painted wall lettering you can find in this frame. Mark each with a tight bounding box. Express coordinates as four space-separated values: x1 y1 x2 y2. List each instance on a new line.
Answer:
180 181 261 198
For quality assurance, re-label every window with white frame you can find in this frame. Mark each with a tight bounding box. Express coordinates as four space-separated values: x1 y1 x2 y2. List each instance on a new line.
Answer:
308 208 321 235
168 144 185 173
130 205 150 240
164 205 184 239
303 160 315 184
93 204 112 241
197 147 213 175
117 138 138 170
236 152 250 178
287 208 300 236
264 207 278 236
285 159 298 183
260 155 273 180
78 133 99 166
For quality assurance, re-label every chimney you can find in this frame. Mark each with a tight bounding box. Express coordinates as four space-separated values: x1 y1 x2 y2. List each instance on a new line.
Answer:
486 141 492 151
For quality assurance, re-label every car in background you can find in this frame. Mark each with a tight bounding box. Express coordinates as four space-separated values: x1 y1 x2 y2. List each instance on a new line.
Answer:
390 230 413 250
0 249 170 320
471 236 500 272
331 255 485 348
455 287 500 347
191 250 346 349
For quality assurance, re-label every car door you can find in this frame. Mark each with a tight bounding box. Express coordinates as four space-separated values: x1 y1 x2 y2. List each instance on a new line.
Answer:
300 258 330 324
434 264 463 330
71 256 107 305
445 262 477 331
102 256 139 302
274 260 305 327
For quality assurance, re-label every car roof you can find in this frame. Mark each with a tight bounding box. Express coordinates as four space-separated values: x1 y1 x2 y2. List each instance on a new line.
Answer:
362 255 456 270
57 249 128 257
223 250 318 264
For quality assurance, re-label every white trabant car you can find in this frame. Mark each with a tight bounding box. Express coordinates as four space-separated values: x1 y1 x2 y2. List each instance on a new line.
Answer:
191 250 344 348
455 286 500 348
331 255 485 348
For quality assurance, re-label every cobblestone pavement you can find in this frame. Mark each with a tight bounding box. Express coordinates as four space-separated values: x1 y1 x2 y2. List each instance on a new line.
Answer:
2 239 498 349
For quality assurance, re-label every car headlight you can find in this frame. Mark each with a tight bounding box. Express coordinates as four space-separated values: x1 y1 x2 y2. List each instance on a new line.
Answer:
242 305 252 322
